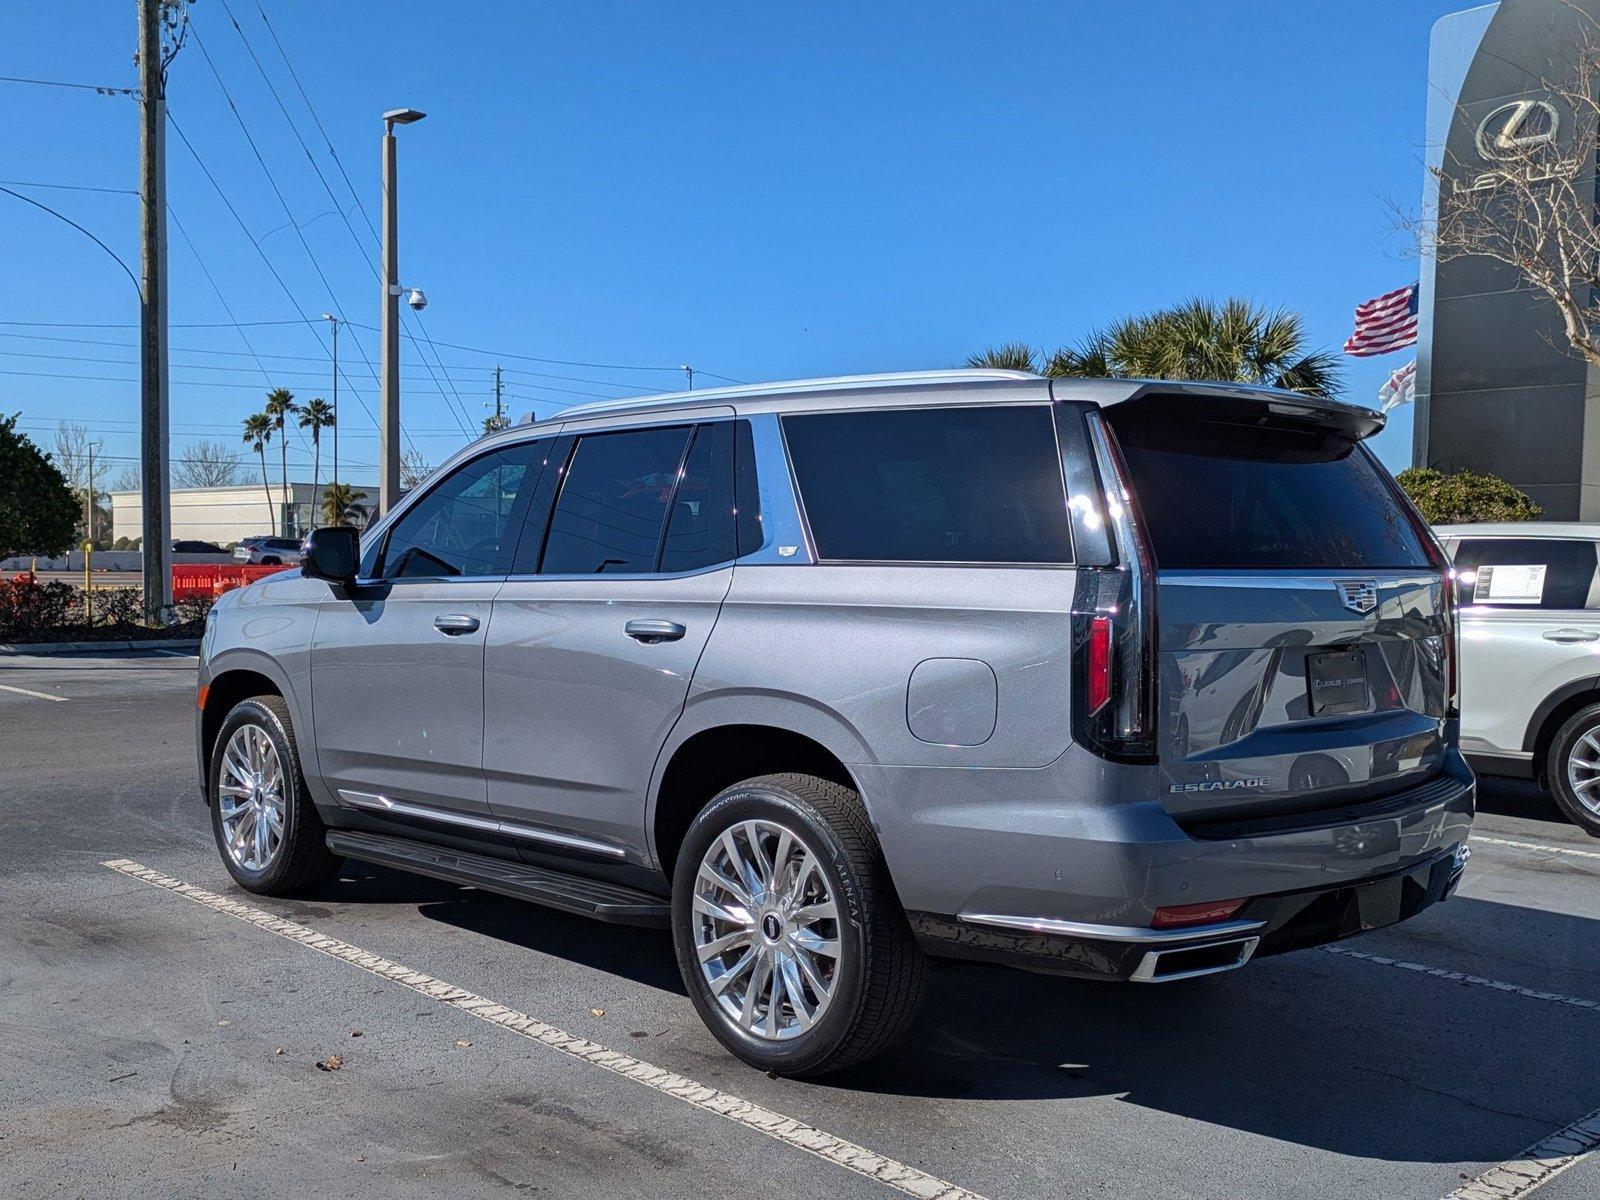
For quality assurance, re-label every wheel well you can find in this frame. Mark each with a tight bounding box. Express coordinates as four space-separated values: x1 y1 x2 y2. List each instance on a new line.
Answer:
200 669 282 793
1530 684 1600 783
653 724 857 876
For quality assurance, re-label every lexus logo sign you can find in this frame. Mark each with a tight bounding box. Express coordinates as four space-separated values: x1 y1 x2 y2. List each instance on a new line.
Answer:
1475 99 1560 160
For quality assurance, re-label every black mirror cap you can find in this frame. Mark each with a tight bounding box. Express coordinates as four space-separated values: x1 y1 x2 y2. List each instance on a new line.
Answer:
300 527 360 592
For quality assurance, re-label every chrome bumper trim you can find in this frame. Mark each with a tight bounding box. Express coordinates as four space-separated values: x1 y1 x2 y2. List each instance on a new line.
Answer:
956 911 1266 944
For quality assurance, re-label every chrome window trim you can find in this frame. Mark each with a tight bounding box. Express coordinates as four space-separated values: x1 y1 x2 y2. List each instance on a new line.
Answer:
336 788 627 860
958 911 1266 944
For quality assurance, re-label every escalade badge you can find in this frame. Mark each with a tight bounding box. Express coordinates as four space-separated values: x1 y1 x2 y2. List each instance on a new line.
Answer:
1335 579 1378 615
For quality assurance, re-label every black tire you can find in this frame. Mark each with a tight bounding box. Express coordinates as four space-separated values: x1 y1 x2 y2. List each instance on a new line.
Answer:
1546 702 1600 837
260 556 281 566
670 773 925 1076
209 695 342 894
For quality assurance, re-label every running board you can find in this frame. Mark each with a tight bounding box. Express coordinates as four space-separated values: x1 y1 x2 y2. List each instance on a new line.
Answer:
325 830 670 927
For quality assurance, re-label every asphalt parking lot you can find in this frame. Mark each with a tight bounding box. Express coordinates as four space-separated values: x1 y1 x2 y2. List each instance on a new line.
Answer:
3 651 1598 1200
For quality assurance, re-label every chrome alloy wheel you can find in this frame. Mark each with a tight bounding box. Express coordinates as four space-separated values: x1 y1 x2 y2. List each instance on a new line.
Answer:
217 723 286 871
692 819 841 1041
1566 726 1600 818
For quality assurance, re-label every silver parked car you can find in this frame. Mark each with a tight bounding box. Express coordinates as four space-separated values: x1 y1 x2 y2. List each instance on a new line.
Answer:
233 535 303 565
196 370 1473 1074
1437 522 1600 836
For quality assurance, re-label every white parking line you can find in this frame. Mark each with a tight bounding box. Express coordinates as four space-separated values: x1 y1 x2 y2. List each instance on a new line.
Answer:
1472 835 1600 863
0 682 68 702
102 858 985 1200
1322 946 1600 1012
1444 1106 1600 1199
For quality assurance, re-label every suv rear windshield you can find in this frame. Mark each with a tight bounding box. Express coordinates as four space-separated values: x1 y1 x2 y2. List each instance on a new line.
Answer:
1105 401 1429 570
783 405 1073 564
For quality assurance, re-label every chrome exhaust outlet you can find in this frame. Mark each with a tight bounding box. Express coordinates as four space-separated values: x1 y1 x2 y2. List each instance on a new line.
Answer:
1130 935 1260 983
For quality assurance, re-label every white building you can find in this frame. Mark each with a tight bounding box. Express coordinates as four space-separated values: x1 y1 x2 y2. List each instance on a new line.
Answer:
110 481 375 547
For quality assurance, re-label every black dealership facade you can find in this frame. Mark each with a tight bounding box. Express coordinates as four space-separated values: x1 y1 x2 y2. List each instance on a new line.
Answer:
1418 0 1600 518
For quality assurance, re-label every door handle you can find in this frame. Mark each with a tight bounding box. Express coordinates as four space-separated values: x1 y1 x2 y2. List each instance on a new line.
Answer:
1543 628 1600 643
433 614 480 636
625 619 686 644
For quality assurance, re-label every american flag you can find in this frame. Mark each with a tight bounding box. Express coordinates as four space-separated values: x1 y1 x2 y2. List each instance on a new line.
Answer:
1343 282 1419 357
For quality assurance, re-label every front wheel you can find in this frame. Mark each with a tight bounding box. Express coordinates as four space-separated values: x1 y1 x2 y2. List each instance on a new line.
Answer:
209 695 341 893
670 773 925 1076
1548 703 1600 837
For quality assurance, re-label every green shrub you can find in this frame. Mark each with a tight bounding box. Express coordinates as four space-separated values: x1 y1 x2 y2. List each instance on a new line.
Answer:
1395 467 1543 525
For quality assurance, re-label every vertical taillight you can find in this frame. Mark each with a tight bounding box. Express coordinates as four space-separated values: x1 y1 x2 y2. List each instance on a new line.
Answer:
1072 412 1158 762
1440 565 1460 718
1085 615 1113 713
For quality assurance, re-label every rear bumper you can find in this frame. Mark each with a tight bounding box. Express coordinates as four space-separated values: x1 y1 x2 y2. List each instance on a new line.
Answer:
910 840 1469 981
863 746 1475 980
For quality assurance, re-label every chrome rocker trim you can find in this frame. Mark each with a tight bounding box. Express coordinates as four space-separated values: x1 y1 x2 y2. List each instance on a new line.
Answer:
335 789 627 860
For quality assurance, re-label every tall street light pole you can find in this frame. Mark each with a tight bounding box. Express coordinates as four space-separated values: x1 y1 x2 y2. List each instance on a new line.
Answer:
138 0 172 619
379 107 425 517
321 313 339 490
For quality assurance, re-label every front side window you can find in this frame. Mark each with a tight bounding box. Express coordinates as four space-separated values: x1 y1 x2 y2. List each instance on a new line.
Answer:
379 443 535 579
782 405 1074 563
539 426 692 574
1452 537 1599 609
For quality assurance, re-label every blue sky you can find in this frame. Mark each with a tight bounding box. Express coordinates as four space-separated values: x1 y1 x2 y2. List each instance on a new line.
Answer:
2 1 1462 485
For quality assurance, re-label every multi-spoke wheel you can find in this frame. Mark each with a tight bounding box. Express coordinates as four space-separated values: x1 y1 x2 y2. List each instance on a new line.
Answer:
1549 703 1600 837
692 819 841 1041
671 773 926 1076
217 723 287 872
209 695 341 893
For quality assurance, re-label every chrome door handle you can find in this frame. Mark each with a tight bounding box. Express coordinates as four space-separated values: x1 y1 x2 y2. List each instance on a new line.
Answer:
625 619 686 644
1543 628 1600 643
433 614 480 635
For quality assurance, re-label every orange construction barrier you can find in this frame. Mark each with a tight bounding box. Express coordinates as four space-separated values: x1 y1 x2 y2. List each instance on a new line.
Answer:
172 563 293 601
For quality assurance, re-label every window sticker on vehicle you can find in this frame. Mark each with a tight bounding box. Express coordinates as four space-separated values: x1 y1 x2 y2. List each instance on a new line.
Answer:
1475 563 1546 604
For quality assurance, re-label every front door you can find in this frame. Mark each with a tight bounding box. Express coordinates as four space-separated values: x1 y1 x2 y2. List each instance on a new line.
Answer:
310 440 540 818
482 416 741 859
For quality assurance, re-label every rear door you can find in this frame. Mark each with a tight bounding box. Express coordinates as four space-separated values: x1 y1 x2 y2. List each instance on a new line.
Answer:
1445 535 1600 756
481 413 742 860
1101 394 1450 826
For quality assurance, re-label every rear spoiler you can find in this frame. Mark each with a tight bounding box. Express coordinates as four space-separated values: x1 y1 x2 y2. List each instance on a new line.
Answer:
1050 379 1385 442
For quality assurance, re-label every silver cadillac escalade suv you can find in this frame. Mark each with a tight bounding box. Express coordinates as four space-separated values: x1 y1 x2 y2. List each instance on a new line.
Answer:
196 370 1474 1075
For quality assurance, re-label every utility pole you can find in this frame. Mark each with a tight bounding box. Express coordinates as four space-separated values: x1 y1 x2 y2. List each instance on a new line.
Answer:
322 313 340 489
138 0 173 619
494 365 503 424
85 444 95 548
379 107 425 515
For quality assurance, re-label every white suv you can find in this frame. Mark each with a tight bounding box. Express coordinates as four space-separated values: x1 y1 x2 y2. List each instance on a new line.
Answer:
1438 522 1600 836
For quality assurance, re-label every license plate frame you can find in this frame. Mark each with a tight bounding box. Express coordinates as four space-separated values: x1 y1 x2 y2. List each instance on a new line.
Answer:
1306 648 1370 716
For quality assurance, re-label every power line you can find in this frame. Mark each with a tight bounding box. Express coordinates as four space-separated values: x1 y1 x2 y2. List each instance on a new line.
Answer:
166 204 274 385
0 74 138 96
0 179 138 196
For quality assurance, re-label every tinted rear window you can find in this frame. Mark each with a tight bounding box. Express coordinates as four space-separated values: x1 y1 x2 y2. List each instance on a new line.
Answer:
1451 537 1598 609
783 405 1073 563
1106 403 1429 570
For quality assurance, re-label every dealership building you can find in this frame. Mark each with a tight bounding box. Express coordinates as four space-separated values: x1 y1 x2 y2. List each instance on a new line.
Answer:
109 481 375 547
1418 0 1600 518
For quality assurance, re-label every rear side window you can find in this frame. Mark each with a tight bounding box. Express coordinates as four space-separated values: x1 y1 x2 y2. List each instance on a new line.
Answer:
539 426 691 574
782 405 1073 563
660 422 737 573
1451 538 1598 609
1105 403 1429 570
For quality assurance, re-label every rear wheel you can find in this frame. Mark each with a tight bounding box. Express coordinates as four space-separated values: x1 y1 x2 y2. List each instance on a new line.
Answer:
209 695 341 893
1547 702 1600 837
670 773 925 1076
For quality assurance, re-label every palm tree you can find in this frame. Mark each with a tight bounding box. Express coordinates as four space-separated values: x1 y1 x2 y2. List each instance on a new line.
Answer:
241 412 275 535
263 388 297 531
320 481 367 528
298 398 335 500
967 297 1342 398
